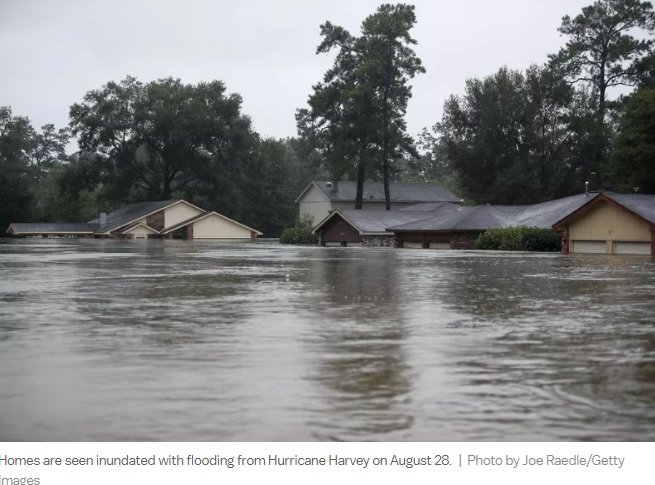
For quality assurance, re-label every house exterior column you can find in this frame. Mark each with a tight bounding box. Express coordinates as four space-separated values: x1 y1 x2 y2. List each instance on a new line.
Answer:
560 228 569 254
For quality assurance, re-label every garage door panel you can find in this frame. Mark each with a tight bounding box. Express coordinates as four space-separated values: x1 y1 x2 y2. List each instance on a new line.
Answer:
614 241 651 255
572 240 606 254
402 242 423 249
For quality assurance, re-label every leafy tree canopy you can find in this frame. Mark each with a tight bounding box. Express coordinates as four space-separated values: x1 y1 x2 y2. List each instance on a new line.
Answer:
0 106 71 230
69 76 256 204
612 85 655 193
435 66 597 204
549 0 655 119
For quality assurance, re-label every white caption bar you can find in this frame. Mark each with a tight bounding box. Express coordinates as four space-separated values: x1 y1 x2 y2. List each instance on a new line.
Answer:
0 442 650 485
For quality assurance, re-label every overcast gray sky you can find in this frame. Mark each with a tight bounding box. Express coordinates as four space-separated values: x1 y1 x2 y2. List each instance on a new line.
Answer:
1 0 592 145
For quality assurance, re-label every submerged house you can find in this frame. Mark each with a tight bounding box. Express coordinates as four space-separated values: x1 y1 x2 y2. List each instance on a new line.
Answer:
295 181 460 224
552 192 655 255
7 199 262 240
313 203 459 247
312 191 655 255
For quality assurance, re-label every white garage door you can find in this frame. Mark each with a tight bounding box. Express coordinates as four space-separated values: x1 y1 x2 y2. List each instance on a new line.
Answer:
402 242 423 249
614 241 651 255
572 240 607 254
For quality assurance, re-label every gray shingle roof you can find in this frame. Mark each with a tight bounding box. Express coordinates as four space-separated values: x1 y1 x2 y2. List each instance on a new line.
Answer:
399 201 460 211
512 193 592 228
315 209 457 235
89 200 179 233
390 205 515 231
390 193 595 232
301 181 460 203
8 223 99 234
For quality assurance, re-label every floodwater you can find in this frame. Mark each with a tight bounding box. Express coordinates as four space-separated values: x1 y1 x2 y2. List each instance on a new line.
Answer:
0 239 654 441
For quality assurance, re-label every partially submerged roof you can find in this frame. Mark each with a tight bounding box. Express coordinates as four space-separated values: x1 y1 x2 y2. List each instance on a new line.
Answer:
90 199 205 234
7 223 99 235
390 205 507 231
295 181 460 204
512 193 593 228
390 193 596 232
313 208 457 235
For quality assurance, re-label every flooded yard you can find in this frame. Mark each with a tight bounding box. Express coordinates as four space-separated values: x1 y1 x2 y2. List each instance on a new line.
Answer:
0 238 654 441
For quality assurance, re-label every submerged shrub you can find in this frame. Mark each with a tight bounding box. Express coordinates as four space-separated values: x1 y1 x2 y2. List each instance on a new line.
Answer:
280 216 318 245
474 227 560 252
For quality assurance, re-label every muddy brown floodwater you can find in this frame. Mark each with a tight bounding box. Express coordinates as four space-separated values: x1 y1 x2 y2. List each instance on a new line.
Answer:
0 238 654 441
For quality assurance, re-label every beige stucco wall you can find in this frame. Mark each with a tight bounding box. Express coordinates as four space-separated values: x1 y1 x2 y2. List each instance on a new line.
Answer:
299 185 331 224
569 201 651 243
164 202 204 228
193 214 252 239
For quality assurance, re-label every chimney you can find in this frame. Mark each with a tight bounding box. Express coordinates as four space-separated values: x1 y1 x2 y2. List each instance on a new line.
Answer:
585 181 589 196
99 211 108 226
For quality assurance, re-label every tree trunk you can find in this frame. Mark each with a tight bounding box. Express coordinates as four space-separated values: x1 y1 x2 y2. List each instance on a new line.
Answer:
382 54 392 211
355 158 365 210
383 161 391 210
594 53 608 181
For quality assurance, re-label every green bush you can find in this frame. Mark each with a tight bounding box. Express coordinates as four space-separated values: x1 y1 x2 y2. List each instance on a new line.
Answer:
280 216 318 245
474 227 561 252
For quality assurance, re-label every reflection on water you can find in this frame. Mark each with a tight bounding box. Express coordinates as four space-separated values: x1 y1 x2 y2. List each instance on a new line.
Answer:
0 238 654 441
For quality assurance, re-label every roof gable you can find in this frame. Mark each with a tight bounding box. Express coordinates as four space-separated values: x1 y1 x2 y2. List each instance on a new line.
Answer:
91 199 203 234
603 192 655 225
294 182 331 203
161 211 263 236
552 192 655 229
121 223 159 235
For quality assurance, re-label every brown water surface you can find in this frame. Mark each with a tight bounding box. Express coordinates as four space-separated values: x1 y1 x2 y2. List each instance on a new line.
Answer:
0 239 653 441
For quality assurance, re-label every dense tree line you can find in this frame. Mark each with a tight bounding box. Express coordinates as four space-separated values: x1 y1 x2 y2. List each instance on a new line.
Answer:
3 0 655 236
0 106 77 232
1 80 320 236
297 0 655 205
66 76 316 235
427 0 655 204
